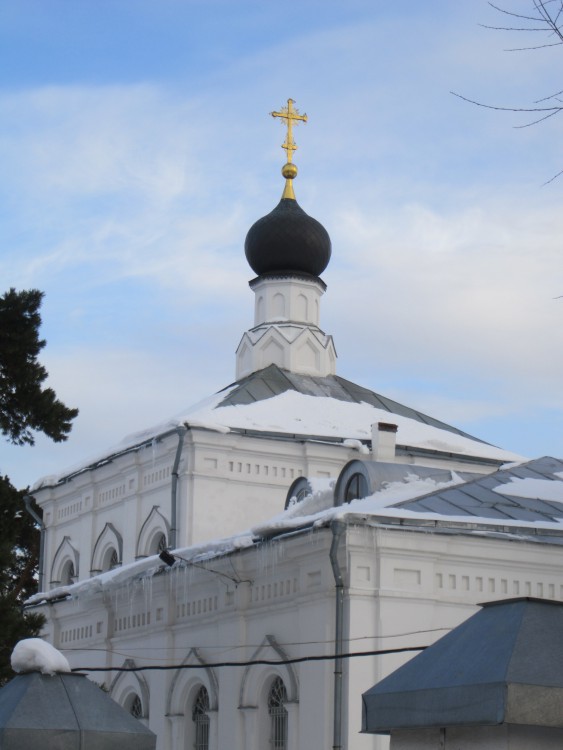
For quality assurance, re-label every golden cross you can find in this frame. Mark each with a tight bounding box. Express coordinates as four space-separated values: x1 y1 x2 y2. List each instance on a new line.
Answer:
270 99 307 163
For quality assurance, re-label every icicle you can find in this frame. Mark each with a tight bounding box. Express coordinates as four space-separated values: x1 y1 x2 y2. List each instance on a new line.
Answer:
147 575 153 613
142 573 153 614
128 579 136 619
182 564 188 607
309 525 322 549
256 538 283 577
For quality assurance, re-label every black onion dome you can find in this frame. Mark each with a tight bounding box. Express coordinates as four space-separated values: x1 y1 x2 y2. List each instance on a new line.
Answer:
245 198 331 277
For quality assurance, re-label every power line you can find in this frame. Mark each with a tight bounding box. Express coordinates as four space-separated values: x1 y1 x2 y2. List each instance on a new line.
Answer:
71 645 427 673
62 627 451 656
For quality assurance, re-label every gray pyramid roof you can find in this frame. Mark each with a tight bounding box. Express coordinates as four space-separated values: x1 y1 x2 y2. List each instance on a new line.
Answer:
362 598 563 734
217 364 487 443
32 364 517 490
0 671 156 749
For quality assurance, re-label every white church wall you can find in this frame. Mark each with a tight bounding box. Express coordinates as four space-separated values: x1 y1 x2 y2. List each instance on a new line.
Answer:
37 425 360 585
341 523 563 750
35 426 504 591
36 431 187 584
30 517 563 750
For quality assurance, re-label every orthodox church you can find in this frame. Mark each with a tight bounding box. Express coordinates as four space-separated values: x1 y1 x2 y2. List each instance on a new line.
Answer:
26 100 563 750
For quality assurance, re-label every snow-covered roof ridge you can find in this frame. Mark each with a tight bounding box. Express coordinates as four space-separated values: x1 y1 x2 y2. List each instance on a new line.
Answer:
217 366 490 442
32 369 523 490
202 391 521 460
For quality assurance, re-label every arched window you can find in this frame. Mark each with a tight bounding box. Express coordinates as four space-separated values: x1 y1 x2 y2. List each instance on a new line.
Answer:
192 685 210 750
267 677 288 750
91 522 123 574
273 292 285 318
129 694 143 719
136 507 170 559
344 473 368 503
295 488 308 504
257 295 265 323
61 560 75 586
296 293 308 321
284 477 312 510
50 536 80 588
109 660 150 722
154 532 168 555
102 546 119 572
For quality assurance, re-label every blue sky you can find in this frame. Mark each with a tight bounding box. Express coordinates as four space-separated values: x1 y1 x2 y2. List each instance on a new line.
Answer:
2 0 563 488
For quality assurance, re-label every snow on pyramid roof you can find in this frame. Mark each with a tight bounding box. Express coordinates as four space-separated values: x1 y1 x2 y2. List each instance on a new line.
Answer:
11 638 71 676
1 655 156 749
33 366 522 489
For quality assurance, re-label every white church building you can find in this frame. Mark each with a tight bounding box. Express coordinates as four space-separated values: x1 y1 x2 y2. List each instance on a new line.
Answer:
26 101 563 750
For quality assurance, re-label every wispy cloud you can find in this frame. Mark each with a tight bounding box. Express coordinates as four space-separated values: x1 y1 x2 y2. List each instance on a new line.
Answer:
2 1 563 486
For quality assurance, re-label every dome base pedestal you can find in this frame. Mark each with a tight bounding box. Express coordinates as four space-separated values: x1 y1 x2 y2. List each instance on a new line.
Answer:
236 273 336 380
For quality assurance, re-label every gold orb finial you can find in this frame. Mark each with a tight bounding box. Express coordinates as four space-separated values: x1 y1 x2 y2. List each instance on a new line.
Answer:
271 98 307 200
282 162 298 179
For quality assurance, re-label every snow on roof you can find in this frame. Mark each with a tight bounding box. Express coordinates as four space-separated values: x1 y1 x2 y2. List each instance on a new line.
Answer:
252 471 469 537
25 530 256 606
27 474 464 607
27 458 563 608
32 388 522 489
174 391 521 462
31 388 235 490
11 638 71 675
493 477 563 502
398 456 563 524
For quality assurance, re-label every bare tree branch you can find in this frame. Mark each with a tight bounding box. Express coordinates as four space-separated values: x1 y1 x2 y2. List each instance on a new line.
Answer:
505 41 563 50
488 2 545 22
514 108 561 126
535 88 563 102
451 92 563 113
455 0 563 182
543 166 563 184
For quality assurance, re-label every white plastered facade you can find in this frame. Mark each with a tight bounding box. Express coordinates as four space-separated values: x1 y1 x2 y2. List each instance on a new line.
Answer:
33 418 508 592
33 519 563 750
34 428 366 588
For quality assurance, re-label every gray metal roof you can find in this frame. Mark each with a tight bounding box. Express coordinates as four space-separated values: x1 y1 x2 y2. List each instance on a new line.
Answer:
333 459 482 506
362 598 563 733
0 671 156 749
217 364 488 443
397 456 563 523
